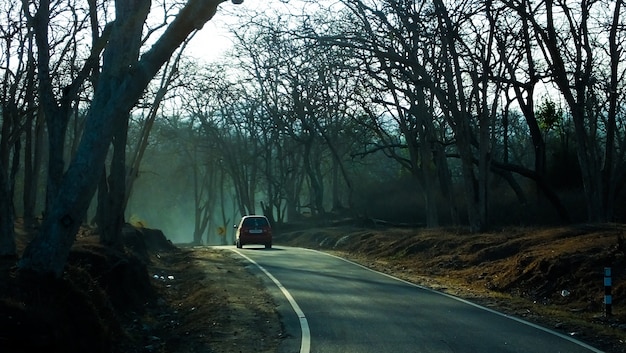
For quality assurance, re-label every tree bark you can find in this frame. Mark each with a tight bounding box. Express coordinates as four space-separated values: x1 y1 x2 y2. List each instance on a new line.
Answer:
21 34 40 228
0 162 16 257
98 113 129 247
602 0 623 221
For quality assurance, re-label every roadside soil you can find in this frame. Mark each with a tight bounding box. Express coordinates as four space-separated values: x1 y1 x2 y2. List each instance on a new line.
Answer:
139 245 282 353
2 221 626 353
0 222 282 353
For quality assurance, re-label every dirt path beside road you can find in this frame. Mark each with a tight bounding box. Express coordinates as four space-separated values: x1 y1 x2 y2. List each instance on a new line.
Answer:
145 247 282 353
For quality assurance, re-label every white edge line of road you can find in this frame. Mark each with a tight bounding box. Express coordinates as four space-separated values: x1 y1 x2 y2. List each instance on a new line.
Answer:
299 246 605 353
232 249 311 353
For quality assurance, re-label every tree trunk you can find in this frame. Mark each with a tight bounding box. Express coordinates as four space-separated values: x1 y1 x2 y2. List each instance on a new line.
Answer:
192 149 214 245
433 0 483 232
434 137 460 225
303 137 325 215
218 169 232 245
95 166 109 230
0 82 17 258
124 56 182 211
601 0 623 221
419 134 439 228
22 37 40 228
98 113 128 247
0 163 16 257
22 114 35 226
413 88 440 228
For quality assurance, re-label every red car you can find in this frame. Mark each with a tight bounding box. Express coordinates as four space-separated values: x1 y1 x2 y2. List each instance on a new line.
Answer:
234 215 272 249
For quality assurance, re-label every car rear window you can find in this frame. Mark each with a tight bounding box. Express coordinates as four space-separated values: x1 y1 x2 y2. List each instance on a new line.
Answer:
242 217 269 227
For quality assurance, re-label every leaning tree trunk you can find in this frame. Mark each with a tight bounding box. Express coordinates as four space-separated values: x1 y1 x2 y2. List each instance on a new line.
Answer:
19 0 230 277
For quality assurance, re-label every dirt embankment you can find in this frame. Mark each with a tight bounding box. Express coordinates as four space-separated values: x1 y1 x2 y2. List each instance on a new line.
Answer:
0 224 281 353
276 222 626 353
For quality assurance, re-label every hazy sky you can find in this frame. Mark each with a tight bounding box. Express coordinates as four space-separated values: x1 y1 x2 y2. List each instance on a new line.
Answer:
185 0 316 61
185 3 240 61
185 0 269 61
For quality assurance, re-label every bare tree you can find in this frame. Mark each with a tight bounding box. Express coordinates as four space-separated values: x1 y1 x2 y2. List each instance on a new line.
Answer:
0 1 36 257
317 0 481 227
172 64 235 243
488 1 571 221
507 0 626 221
237 30 298 220
19 0 243 277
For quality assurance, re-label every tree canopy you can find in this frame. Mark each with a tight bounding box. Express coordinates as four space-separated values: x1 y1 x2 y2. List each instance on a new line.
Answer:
1 0 624 276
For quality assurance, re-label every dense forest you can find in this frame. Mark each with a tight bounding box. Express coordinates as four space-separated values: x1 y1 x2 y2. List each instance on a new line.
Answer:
1 0 625 276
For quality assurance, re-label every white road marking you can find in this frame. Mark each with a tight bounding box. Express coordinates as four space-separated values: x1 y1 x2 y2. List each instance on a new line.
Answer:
307 247 605 353
232 249 311 353
230 246 602 353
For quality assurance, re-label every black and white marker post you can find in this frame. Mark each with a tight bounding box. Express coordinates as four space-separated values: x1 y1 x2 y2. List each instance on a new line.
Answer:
604 267 612 317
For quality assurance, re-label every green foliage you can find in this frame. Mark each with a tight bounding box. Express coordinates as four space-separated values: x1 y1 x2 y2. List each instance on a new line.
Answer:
536 99 563 133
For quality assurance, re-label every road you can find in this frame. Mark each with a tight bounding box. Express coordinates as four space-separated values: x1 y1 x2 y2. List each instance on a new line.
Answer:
231 246 603 353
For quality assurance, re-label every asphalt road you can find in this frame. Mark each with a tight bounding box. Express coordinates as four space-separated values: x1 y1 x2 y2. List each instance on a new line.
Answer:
231 246 603 353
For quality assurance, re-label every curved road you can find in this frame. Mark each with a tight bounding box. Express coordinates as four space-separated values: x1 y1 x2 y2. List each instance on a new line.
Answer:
229 246 603 353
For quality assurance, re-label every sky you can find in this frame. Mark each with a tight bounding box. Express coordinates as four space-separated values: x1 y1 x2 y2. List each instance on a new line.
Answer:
184 0 318 62
185 0 270 62
186 10 238 61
